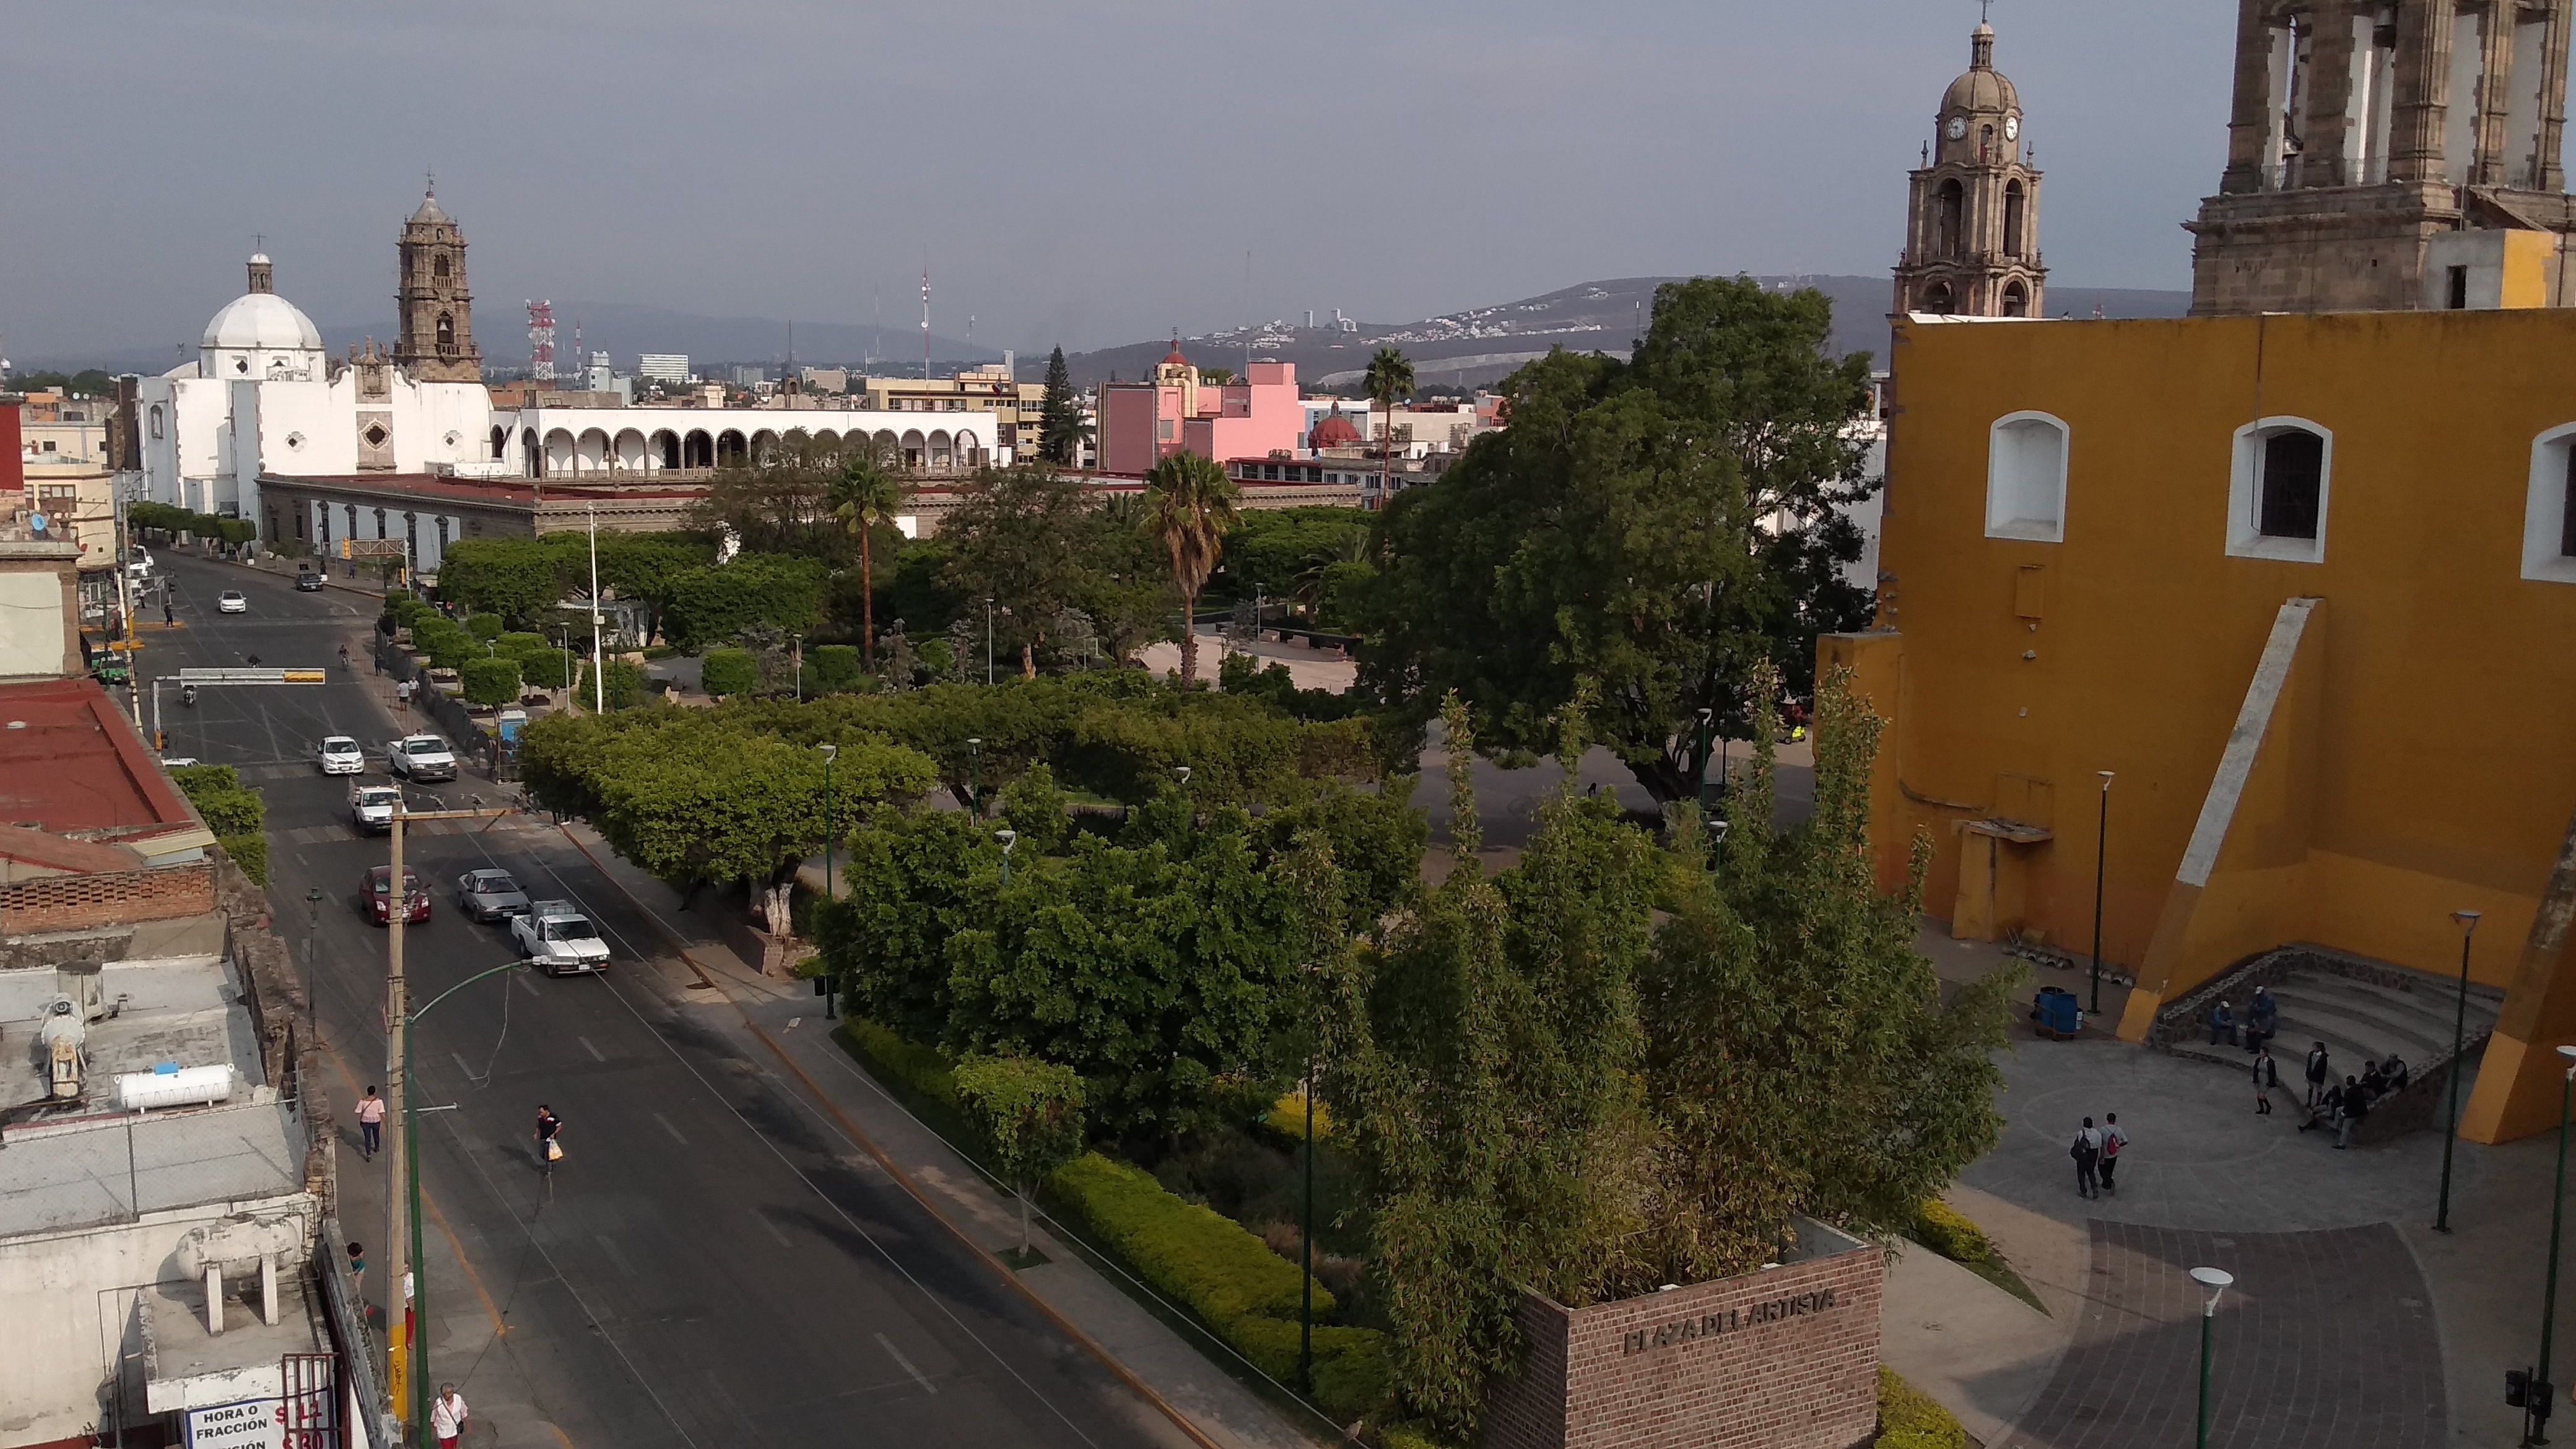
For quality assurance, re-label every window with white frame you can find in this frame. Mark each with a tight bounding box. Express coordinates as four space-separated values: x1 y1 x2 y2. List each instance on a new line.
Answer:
1985 412 2069 541
2522 425 2576 583
2226 419 2333 562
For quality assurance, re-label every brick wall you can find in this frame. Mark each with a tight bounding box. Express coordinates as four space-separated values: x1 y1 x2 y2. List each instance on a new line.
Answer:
0 861 215 935
1484 1221 1884 1449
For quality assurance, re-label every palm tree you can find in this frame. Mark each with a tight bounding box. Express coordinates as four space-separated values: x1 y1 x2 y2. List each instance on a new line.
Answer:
1364 346 1415 500
1142 451 1240 686
830 446 908 669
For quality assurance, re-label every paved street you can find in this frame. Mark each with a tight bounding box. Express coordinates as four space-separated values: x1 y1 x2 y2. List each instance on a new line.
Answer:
137 553 1201 1449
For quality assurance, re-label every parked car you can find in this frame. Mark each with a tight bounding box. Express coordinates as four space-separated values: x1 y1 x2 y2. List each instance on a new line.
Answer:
383 734 457 782
510 900 609 975
216 590 248 614
456 869 532 923
316 735 365 775
350 783 401 833
295 570 325 593
362 864 430 926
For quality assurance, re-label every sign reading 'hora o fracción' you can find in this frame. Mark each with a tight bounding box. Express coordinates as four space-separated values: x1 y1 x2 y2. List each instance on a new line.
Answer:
1621 1286 1841 1356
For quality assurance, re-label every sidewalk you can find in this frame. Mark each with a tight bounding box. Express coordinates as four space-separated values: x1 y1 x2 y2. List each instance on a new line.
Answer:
555 822 1327 1449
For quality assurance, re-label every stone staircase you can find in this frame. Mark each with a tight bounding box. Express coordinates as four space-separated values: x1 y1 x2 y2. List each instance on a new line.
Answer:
2154 944 2505 1141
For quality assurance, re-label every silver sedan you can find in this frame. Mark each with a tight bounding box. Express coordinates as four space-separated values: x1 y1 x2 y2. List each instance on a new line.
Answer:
455 869 532 922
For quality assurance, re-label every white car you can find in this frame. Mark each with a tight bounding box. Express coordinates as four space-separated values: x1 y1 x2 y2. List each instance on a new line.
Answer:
511 901 610 975
316 736 365 775
216 590 248 614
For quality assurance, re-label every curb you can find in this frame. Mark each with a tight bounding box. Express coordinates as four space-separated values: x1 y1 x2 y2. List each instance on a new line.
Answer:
550 824 1231 1449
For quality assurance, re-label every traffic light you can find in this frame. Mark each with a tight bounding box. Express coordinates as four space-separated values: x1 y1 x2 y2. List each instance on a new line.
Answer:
2508 1369 2530 1408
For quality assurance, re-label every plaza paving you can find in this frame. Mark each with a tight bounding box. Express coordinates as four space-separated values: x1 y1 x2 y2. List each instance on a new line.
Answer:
1883 939 2568 1449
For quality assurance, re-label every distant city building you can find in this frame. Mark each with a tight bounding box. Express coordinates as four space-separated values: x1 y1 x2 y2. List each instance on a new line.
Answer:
856 365 1038 459
801 367 849 394
1095 342 1302 476
731 365 768 387
637 354 689 383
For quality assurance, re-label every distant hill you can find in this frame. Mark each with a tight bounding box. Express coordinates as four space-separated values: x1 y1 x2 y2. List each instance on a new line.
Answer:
1062 275 2192 391
318 300 1001 380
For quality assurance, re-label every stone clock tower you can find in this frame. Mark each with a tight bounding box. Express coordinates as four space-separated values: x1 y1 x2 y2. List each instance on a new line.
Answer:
1895 21 2048 318
393 188 481 383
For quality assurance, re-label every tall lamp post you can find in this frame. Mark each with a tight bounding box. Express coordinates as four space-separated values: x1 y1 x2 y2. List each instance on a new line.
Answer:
2091 771 2114 1016
1693 707 1714 812
983 597 996 685
2436 908 2482 1232
2524 1043 2576 1447
996 828 1017 887
2191 1265 2234 1449
966 737 983 817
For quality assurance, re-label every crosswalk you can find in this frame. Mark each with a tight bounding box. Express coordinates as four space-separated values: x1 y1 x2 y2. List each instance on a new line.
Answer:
281 817 554 846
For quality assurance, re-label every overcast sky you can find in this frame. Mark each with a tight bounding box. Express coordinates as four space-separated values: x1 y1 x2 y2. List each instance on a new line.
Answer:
1 1 2239 367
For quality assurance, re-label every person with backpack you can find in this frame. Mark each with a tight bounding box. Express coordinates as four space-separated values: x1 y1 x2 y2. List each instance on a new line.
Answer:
2304 1042 2332 1110
2253 1048 2280 1115
2071 1116 2103 1199
2098 1113 2128 1193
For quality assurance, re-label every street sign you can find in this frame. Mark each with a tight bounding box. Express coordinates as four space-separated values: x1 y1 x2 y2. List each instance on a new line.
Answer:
341 539 407 559
175 668 327 684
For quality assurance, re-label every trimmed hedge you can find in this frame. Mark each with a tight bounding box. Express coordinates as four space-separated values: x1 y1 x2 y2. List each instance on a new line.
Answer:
465 614 505 642
843 1019 960 1109
461 656 523 708
1046 1152 1388 1417
1877 1367 1969 1449
576 658 645 710
702 648 759 698
809 643 864 694
1912 1198 1991 1264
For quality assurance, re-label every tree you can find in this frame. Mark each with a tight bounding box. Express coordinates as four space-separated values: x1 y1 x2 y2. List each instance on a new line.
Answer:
661 555 826 651
460 656 522 708
1355 276 1879 804
1037 346 1087 466
830 450 908 669
1142 452 1239 687
941 466 1098 677
700 649 759 698
953 1056 1087 1257
1364 346 1416 500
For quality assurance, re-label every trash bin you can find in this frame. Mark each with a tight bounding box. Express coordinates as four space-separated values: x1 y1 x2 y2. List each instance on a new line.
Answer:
2035 985 2081 1037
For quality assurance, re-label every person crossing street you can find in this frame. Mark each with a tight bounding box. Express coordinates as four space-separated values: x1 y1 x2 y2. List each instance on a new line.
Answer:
355 1086 386 1160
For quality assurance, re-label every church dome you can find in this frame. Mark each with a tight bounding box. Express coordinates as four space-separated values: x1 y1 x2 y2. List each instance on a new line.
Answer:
1309 406 1360 448
409 190 451 225
201 291 323 353
1942 24 2020 116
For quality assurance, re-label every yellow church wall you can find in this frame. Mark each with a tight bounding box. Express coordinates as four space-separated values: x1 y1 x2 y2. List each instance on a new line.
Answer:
1846 308 2576 1136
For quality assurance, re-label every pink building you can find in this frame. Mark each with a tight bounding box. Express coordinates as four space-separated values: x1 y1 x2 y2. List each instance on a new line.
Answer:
1096 342 1305 476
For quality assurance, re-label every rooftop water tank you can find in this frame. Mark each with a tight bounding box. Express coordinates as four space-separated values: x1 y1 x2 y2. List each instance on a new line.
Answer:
116 1064 234 1113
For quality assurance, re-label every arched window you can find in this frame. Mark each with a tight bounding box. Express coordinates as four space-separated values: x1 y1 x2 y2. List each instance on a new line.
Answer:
149 405 164 440
2520 424 2576 583
1923 281 1957 316
432 255 451 281
2002 282 2029 318
435 313 455 351
2004 181 2027 258
2227 419 2333 562
1936 180 1965 258
1986 412 2070 541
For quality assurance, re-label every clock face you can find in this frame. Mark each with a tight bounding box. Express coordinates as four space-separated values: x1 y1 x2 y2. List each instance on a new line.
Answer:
1946 117 1968 141
2005 115 2021 141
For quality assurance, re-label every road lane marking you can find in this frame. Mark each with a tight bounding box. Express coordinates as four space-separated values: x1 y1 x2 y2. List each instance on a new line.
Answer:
652 1112 687 1145
451 1051 481 1084
594 1235 637 1277
580 1036 606 1062
875 1333 938 1395
755 1212 793 1247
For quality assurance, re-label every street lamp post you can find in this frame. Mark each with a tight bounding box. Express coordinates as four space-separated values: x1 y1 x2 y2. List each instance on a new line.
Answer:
819 743 839 1020
793 633 804 703
996 828 1017 887
2526 1043 2576 1447
2092 770 2113 1016
2437 909 2482 1233
1694 707 1714 812
983 597 995 685
2191 1265 2234 1449
966 737 982 817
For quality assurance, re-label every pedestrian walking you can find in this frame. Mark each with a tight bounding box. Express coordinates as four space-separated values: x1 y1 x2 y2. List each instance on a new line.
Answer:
2098 1113 2128 1193
2253 1048 2279 1115
430 1385 469 1449
534 1103 563 1173
396 678 412 710
2336 1074 2367 1148
2070 1116 2104 1199
2304 1041 2332 1110
346 1240 365 1281
355 1086 386 1160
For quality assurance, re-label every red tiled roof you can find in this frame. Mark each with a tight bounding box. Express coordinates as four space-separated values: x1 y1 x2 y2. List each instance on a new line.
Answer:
0 678 202 837
0 824 146 875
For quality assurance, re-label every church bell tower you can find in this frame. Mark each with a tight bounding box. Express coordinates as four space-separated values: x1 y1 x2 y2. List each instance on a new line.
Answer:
393 187 481 383
1895 19 2048 318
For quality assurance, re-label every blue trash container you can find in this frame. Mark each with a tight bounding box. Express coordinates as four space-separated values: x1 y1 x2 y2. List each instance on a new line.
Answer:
2035 985 2080 1036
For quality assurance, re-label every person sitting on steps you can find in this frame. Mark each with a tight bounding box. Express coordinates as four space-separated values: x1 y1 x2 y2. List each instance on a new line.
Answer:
2207 999 2237 1047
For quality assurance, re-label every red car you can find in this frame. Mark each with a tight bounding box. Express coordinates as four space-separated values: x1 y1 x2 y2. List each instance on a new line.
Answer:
363 865 432 926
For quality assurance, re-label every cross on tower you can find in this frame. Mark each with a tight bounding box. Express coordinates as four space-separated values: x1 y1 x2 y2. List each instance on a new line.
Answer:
1980 0 1991 24
425 167 435 196
253 233 264 253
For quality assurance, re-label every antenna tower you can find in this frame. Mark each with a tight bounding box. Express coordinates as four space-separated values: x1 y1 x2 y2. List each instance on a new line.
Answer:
921 269 931 381
526 301 556 382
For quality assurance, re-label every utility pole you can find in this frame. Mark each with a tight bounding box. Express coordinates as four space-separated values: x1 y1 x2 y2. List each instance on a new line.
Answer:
588 507 604 713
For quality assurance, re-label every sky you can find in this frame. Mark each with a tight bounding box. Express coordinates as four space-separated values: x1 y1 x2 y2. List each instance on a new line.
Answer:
0 1 2240 368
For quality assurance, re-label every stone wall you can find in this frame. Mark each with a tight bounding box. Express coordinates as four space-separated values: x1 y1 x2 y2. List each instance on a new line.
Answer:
0 860 216 936
1482 1219 1882 1449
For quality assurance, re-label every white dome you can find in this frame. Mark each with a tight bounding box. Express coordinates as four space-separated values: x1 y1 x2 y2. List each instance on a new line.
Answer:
201 292 323 353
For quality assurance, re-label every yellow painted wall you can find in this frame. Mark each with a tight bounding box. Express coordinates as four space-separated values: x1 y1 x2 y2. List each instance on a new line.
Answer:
1851 310 2576 1138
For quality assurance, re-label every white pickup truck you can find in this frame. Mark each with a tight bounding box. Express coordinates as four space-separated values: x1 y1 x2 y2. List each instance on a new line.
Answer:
349 783 401 833
383 733 458 782
511 900 610 975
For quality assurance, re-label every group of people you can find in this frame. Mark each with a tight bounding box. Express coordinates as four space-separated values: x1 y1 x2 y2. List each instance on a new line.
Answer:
2204 984 2282 1052
2068 1113 2129 1199
2280 1042 2409 1147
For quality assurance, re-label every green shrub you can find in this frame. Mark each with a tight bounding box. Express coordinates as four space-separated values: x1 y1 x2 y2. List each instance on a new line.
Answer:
701 648 759 698
842 1019 960 1109
1046 1152 1388 1416
1380 1430 1458 1449
217 833 269 886
465 614 505 642
461 656 523 708
809 643 863 694
1912 1198 1991 1264
1877 1367 1969 1449
575 658 645 710
915 637 955 683
169 765 264 837
495 631 549 659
